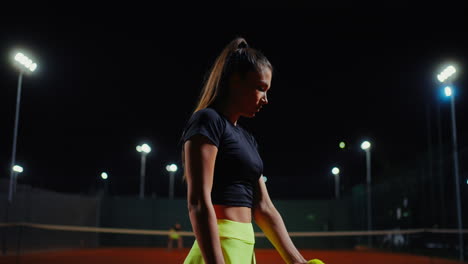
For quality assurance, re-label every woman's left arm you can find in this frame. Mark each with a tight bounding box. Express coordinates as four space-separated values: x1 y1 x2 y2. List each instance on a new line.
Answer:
252 177 308 264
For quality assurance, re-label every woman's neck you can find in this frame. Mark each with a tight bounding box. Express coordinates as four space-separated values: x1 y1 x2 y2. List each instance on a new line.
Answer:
214 104 240 126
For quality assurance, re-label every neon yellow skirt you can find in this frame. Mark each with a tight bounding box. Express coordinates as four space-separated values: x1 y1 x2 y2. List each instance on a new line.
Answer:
183 219 256 264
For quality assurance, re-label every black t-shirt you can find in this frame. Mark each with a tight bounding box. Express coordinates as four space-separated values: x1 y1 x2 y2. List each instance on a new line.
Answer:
182 107 263 208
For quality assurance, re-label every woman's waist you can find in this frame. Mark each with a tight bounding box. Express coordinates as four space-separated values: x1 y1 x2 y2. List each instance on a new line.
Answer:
213 204 252 223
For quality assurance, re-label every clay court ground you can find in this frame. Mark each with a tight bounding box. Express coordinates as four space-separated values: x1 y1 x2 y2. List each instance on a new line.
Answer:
1 248 466 264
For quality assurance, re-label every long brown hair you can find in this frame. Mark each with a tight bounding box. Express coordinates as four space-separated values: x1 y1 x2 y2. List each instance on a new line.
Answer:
181 37 273 180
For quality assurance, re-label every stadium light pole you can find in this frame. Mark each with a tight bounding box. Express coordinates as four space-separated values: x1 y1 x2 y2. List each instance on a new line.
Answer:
166 164 178 200
438 65 463 262
331 167 340 200
96 171 109 246
12 165 24 195
136 143 151 199
361 140 372 248
8 52 37 204
100 172 109 195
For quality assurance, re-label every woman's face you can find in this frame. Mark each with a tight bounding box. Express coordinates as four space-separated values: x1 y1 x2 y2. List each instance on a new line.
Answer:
229 68 272 118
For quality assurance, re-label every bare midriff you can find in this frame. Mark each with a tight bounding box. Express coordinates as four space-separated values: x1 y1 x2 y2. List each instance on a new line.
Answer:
213 204 252 223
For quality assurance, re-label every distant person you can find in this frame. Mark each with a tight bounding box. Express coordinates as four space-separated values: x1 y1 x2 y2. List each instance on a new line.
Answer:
180 37 324 264
167 223 183 250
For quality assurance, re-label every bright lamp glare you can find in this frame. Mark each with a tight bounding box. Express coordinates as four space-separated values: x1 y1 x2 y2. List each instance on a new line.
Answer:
137 144 151 153
166 164 178 172
170 164 177 171
332 167 340 175
361 141 371 150
141 144 151 153
15 53 24 61
101 172 108 180
444 86 452 97
25 59 32 68
437 74 444 82
437 65 456 82
19 56 27 64
29 63 37 72
13 165 23 173
447 65 456 73
339 142 346 149
14 52 38 72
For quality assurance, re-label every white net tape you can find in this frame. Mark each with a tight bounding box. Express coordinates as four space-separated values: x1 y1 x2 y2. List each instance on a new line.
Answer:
1 222 467 237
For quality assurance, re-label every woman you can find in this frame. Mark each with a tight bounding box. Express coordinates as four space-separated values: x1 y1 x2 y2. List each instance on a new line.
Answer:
181 37 324 264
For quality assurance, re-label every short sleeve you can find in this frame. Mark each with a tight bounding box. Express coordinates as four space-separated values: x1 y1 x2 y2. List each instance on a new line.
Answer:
182 108 225 147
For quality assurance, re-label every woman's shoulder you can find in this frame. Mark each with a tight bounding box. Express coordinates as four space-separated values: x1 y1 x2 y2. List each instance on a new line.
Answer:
192 107 221 118
189 107 225 124
181 107 227 144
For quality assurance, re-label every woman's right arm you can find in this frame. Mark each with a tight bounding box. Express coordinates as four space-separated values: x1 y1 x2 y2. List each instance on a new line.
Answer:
184 134 225 264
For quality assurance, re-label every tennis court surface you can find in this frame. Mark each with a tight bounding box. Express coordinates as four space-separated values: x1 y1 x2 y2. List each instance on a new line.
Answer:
1 248 466 264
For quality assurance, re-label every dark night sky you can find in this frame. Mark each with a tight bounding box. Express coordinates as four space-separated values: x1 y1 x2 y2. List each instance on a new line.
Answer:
1 8 467 200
